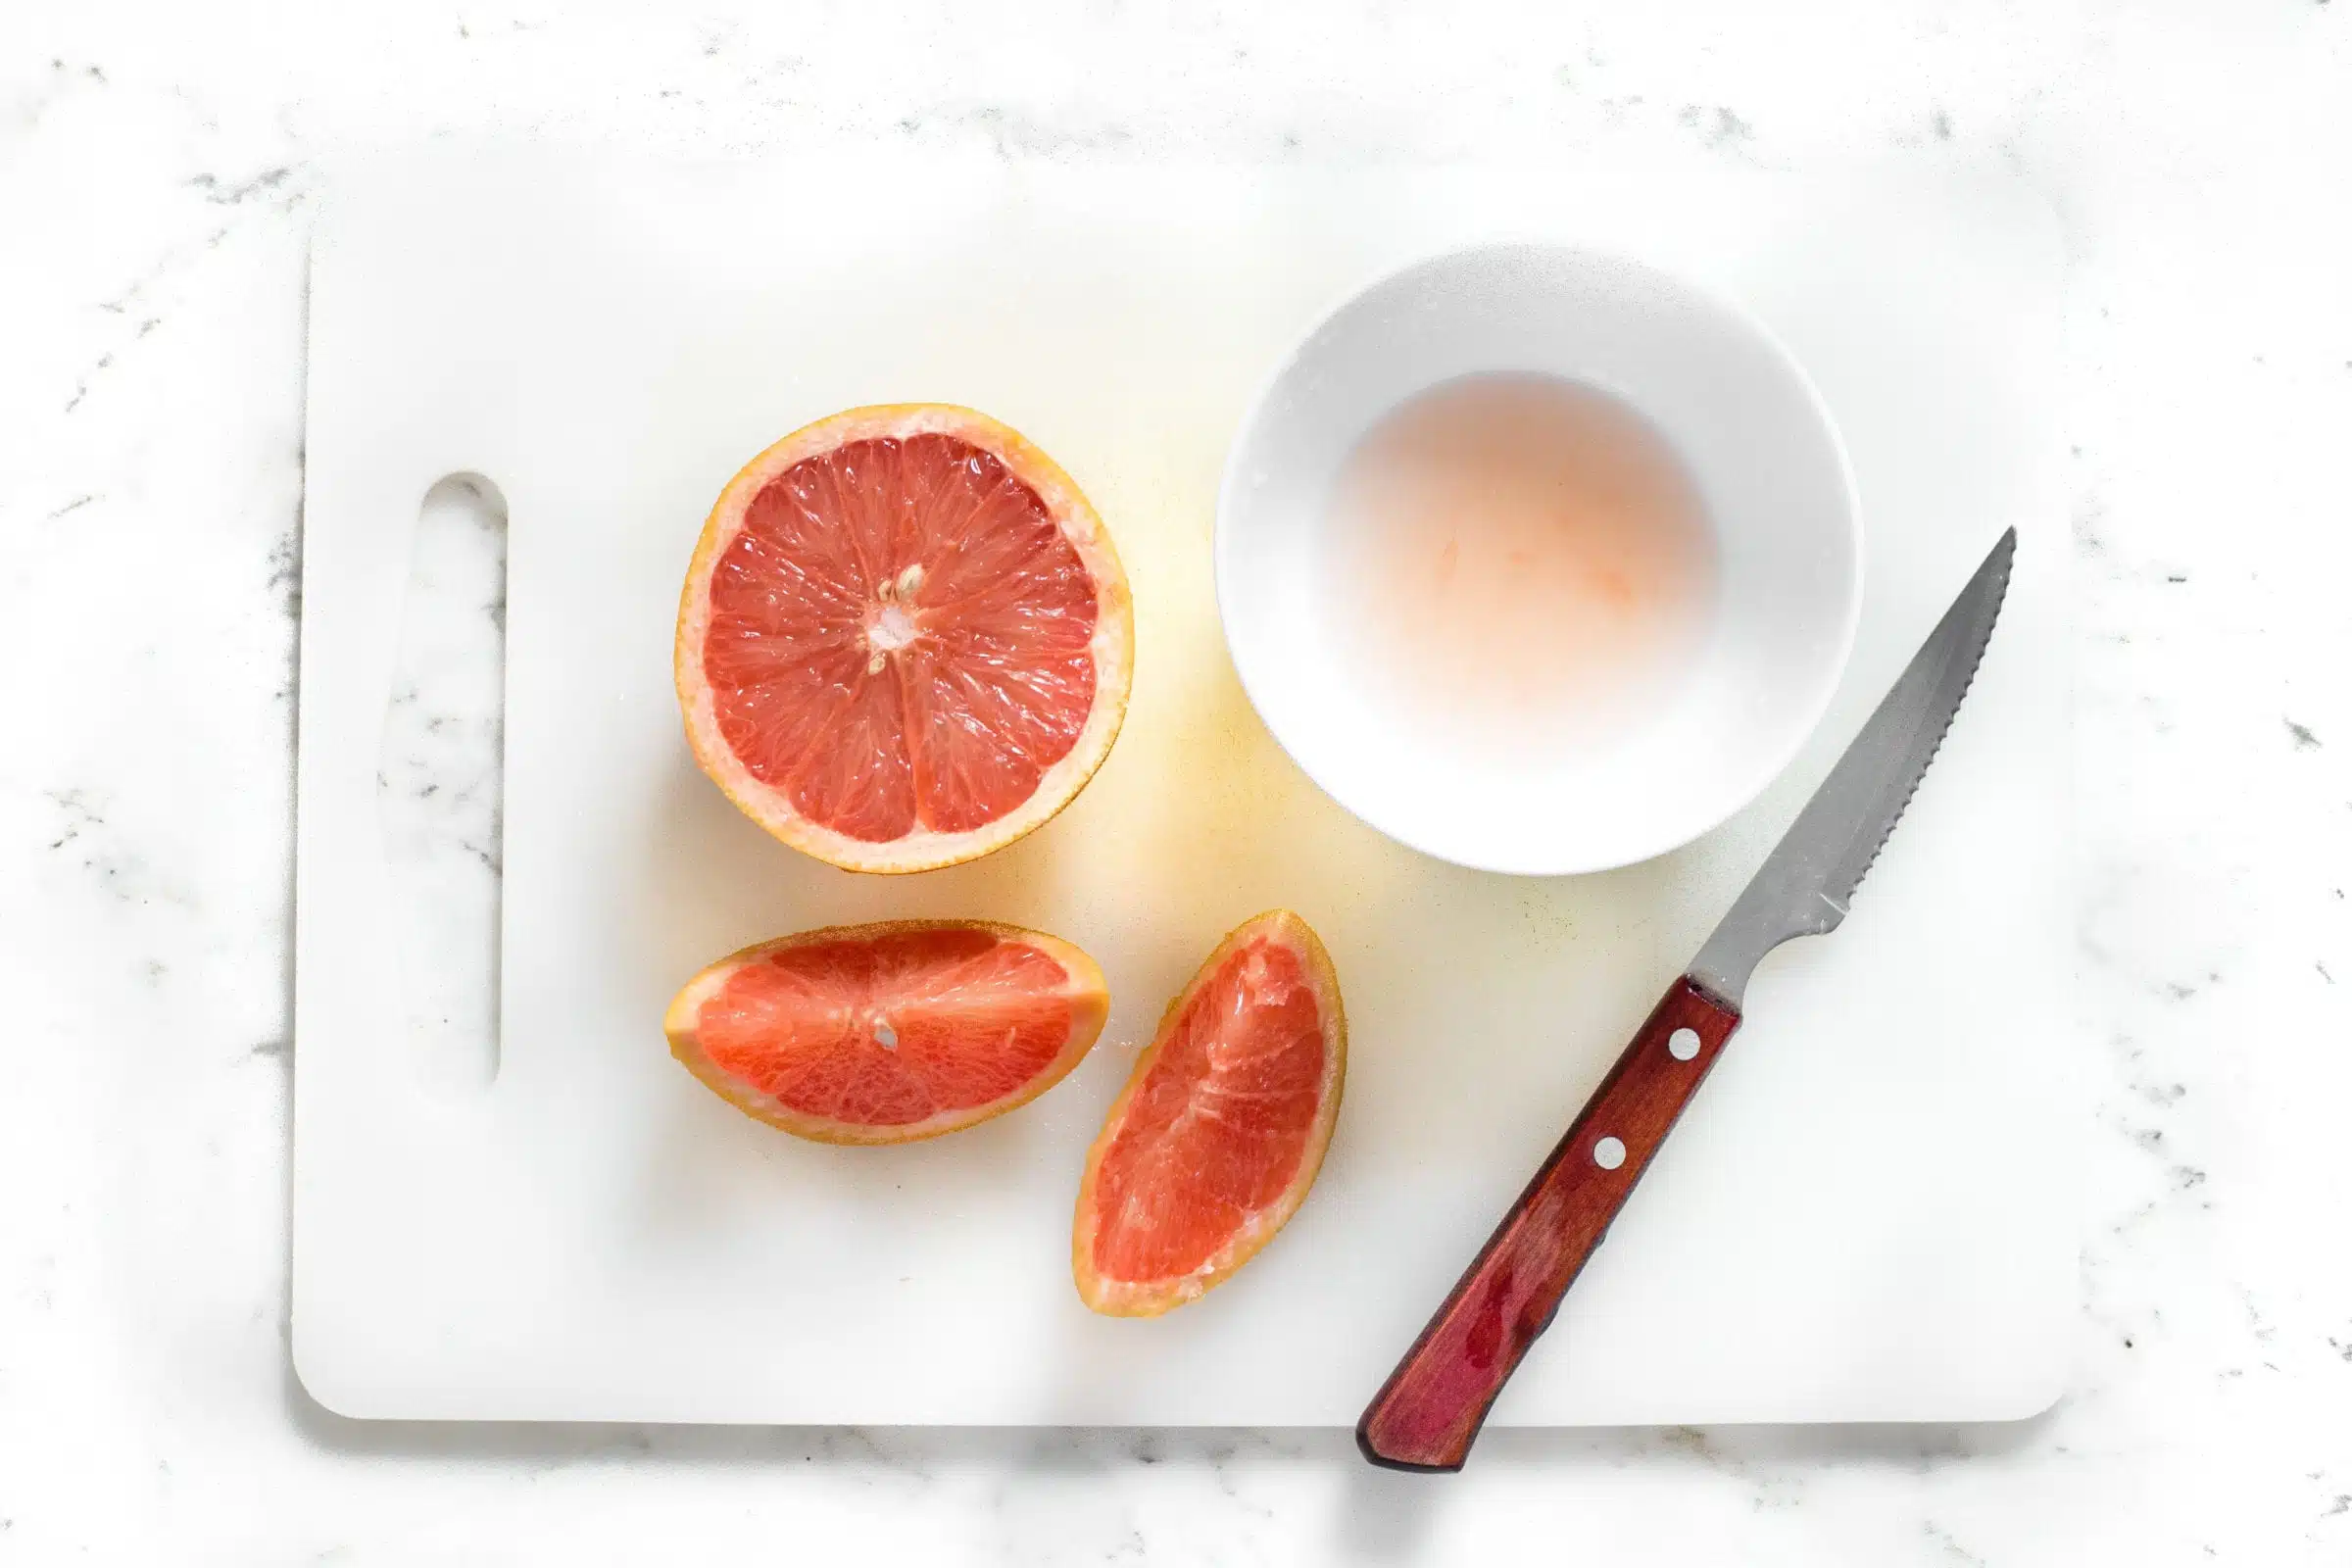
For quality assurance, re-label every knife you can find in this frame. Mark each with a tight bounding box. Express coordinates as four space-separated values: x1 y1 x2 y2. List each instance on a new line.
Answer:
1356 527 2018 1473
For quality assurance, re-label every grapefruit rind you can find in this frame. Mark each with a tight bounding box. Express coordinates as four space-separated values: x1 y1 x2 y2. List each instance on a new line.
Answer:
1071 909 1348 1317
665 918 1110 1146
675 404 1134 874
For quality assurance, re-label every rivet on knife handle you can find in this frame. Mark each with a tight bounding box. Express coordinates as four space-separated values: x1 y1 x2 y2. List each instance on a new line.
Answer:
1354 978 1741 1472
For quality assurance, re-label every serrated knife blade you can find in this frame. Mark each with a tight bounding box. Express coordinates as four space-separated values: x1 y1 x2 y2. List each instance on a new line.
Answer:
1357 527 2018 1473
1689 525 2015 1006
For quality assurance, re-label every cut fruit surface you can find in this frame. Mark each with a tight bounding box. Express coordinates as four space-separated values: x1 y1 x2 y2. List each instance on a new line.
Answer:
1073 910 1348 1316
676 404 1133 873
665 920 1109 1145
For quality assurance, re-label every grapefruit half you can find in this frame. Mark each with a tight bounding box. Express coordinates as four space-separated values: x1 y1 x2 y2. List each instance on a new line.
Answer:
665 920 1110 1145
1073 910 1348 1316
676 405 1133 873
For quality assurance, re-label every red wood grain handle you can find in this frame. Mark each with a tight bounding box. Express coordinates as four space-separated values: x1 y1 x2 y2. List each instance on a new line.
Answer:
1356 975 1743 1471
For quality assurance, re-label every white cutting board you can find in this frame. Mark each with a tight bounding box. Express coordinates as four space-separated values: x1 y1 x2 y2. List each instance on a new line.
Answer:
294 150 2076 1426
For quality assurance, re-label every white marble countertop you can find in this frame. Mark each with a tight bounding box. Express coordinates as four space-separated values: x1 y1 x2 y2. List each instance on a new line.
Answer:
5 2 2351 1561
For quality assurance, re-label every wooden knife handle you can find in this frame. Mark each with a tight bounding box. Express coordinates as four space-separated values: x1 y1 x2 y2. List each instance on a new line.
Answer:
1356 976 1743 1472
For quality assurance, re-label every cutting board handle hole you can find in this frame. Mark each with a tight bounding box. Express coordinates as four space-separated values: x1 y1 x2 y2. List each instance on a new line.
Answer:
378 471 511 1097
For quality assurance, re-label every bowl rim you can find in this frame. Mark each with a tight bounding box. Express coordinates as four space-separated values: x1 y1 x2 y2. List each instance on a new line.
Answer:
1211 238 1865 877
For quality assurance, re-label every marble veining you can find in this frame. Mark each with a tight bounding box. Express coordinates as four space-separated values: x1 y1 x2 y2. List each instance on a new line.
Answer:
3 1 2350 1562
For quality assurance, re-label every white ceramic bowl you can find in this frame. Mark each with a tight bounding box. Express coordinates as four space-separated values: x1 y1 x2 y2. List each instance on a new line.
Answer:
1215 243 1862 875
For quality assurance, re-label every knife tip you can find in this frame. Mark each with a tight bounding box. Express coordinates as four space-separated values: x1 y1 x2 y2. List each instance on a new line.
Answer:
1972 527 2019 598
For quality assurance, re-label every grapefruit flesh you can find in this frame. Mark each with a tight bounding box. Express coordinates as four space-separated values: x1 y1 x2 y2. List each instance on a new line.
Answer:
676 405 1132 873
665 920 1109 1145
1073 910 1347 1316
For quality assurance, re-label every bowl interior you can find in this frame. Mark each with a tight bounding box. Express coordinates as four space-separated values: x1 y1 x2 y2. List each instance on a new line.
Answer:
1216 244 1861 875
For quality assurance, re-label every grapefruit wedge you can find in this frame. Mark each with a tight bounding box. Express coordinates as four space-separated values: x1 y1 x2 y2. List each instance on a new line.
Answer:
676 404 1133 873
1074 910 1348 1316
665 920 1109 1145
